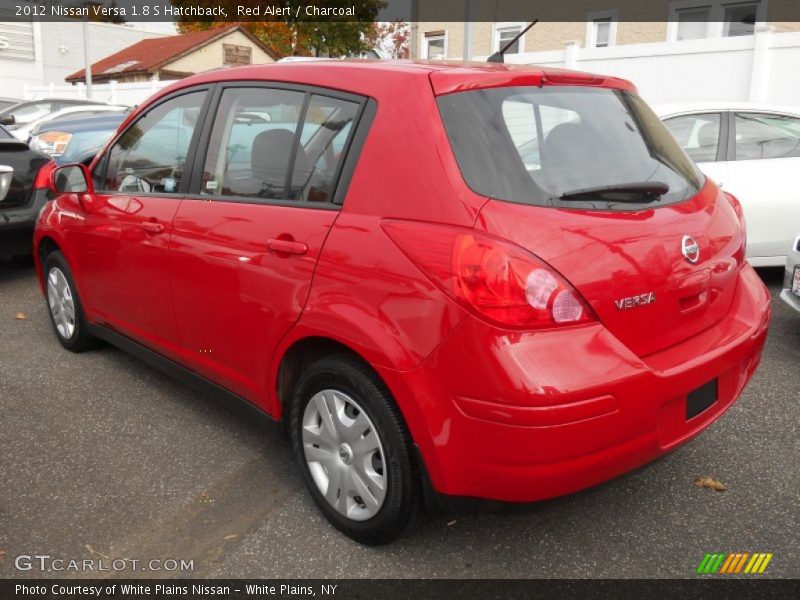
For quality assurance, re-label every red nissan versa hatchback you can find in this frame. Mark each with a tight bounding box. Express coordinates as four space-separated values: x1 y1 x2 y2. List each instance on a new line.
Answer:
34 61 771 544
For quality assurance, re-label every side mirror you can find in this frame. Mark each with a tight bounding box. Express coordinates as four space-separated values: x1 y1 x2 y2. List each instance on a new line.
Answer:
53 164 93 195
0 114 15 126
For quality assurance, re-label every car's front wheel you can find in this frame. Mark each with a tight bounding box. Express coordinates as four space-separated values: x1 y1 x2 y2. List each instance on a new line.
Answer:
43 251 99 352
289 354 422 545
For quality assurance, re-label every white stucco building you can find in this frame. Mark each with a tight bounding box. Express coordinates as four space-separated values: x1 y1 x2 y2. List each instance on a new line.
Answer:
0 17 171 100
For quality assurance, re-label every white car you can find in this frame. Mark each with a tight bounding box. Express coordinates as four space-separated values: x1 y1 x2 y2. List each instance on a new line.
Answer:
656 102 800 267
13 104 129 142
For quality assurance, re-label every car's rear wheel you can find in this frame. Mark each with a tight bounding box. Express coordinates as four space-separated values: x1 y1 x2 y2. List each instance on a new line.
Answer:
289 353 421 545
43 251 99 352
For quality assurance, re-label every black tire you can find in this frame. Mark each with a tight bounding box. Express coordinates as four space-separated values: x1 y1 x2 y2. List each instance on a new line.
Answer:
43 251 100 353
289 353 422 545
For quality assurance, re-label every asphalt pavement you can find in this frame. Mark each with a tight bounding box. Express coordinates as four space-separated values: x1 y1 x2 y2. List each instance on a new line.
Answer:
0 262 797 579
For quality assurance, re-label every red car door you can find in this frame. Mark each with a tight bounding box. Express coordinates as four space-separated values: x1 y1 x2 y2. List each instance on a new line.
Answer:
71 89 209 358
170 86 363 407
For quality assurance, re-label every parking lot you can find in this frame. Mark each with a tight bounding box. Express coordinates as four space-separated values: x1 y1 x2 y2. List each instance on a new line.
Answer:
0 261 797 579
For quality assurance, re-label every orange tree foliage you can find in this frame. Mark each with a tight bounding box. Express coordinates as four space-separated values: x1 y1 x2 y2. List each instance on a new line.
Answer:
172 1 385 58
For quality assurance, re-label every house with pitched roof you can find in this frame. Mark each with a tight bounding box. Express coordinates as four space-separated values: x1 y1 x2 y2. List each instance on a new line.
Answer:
66 26 279 84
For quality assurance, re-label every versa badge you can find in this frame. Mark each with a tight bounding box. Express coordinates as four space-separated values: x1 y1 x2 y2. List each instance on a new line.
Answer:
614 292 656 310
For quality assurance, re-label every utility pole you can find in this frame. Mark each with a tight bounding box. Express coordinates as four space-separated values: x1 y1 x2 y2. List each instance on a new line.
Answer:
82 9 92 99
462 0 473 61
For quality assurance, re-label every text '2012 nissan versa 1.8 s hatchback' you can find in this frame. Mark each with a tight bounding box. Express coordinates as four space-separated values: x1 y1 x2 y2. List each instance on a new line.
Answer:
34 61 771 545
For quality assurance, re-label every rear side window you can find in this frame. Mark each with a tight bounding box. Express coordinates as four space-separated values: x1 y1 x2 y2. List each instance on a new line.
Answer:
201 87 306 200
734 113 800 160
102 91 206 194
289 95 358 203
437 86 703 210
663 113 721 163
201 87 359 204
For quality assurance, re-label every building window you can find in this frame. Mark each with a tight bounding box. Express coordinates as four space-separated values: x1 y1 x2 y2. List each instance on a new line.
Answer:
223 44 252 66
723 2 760 37
594 19 612 47
423 31 446 60
668 1 764 41
494 24 524 54
586 11 618 48
675 6 712 40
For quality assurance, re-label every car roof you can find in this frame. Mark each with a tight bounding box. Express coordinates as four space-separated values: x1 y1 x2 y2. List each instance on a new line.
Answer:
0 98 105 116
7 98 104 106
152 59 636 100
653 100 800 118
46 104 127 116
37 113 126 134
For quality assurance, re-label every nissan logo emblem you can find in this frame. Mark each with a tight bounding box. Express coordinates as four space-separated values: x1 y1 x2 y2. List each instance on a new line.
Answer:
682 235 700 264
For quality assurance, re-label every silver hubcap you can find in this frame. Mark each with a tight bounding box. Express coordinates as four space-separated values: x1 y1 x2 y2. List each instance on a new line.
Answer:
302 390 387 521
47 267 76 340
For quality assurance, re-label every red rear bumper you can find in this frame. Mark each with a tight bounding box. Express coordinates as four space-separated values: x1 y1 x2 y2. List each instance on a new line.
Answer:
377 265 771 503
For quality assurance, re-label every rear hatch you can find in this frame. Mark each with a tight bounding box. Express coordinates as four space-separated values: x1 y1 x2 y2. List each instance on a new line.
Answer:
437 81 745 357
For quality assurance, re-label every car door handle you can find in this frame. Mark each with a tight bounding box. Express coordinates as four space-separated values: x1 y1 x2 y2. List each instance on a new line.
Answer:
142 221 165 234
267 238 308 256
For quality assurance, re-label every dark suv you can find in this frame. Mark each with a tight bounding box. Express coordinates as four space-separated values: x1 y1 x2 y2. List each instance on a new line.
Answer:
0 125 53 258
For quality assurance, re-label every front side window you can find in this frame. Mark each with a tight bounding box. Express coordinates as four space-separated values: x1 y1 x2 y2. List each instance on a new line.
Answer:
102 91 206 194
734 113 800 160
663 112 721 163
438 86 703 211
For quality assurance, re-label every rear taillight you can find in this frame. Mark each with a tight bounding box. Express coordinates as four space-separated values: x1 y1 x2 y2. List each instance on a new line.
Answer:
724 191 746 264
0 166 12 202
382 220 596 329
33 160 57 192
725 191 745 226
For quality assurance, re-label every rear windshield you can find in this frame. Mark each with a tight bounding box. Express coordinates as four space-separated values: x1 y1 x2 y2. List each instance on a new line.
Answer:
437 86 703 210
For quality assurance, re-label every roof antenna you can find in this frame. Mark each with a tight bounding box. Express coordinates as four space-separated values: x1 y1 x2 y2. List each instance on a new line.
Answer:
487 20 538 63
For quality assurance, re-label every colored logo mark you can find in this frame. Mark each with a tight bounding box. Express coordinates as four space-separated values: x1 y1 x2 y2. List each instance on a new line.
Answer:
697 552 773 574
